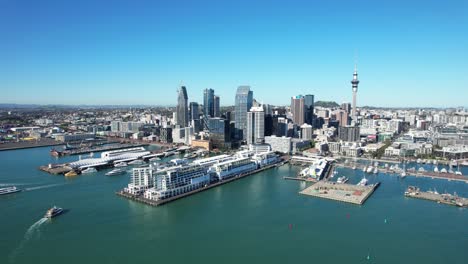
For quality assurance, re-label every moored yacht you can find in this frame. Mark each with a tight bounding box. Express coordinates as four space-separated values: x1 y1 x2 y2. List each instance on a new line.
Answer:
114 162 128 167
336 176 349 184
81 167 97 174
357 177 368 186
0 186 22 195
106 168 126 176
128 159 144 165
45 206 63 218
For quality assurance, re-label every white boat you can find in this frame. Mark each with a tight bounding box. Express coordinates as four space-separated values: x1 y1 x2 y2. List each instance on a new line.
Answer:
440 168 448 173
0 186 22 195
128 159 144 165
417 159 422 164
357 177 368 186
373 167 378 174
337 176 349 184
105 168 126 176
433 160 438 165
455 171 463 176
366 166 373 173
81 167 97 174
400 171 407 178
434 166 439 173
149 157 161 161
114 162 128 167
362 166 367 172
352 165 357 170
418 167 425 172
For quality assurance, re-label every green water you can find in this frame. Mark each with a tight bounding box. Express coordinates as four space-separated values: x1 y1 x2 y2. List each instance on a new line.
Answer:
1 146 468 264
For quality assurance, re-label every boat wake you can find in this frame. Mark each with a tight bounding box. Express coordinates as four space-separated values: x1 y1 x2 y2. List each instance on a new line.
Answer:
9 217 48 263
0 183 34 187
25 183 64 191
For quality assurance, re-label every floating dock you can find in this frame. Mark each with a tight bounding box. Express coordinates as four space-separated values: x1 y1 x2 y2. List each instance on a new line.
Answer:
300 181 380 205
404 186 468 207
117 161 283 207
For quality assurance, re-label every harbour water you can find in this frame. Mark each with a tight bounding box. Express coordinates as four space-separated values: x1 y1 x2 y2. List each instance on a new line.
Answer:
1 146 468 264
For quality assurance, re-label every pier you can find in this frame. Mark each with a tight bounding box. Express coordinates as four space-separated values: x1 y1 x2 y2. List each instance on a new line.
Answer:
117 161 284 207
300 181 380 205
51 142 149 156
404 186 468 207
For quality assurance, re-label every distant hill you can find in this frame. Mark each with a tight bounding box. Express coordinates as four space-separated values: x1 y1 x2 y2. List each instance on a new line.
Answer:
315 101 339 108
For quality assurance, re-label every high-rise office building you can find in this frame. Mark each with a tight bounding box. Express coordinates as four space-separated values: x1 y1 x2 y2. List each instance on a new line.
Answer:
235 86 253 140
341 102 351 113
203 88 214 117
176 86 189 127
301 124 313 140
291 95 305 125
304 94 314 125
189 102 200 121
335 109 349 127
246 106 265 145
214 95 220 117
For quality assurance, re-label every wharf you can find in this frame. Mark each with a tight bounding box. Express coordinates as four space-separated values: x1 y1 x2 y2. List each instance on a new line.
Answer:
404 186 468 207
283 176 317 182
300 181 380 205
406 169 468 183
52 143 149 156
117 161 283 207
39 165 74 175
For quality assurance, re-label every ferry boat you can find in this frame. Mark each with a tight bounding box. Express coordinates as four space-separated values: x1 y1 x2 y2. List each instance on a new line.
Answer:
357 177 368 186
45 206 63 218
0 186 22 195
81 167 97 174
114 162 128 167
106 168 126 176
128 159 144 165
65 170 78 177
336 176 349 184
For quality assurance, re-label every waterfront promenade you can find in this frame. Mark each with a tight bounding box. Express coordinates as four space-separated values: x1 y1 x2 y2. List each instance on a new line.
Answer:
0 138 62 151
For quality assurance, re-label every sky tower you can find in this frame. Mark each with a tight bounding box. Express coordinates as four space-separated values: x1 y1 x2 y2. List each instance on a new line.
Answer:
351 65 359 121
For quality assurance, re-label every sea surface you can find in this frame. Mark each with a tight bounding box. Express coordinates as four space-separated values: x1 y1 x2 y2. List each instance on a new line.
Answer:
1 146 468 264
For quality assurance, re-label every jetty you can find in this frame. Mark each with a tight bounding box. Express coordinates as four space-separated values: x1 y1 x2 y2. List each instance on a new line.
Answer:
300 181 380 205
404 186 468 208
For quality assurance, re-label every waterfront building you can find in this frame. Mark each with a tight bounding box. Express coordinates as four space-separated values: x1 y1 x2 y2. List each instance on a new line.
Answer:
251 151 279 167
214 95 220 117
55 133 95 142
291 95 305 125
264 135 292 154
291 138 312 154
235 86 253 140
211 157 257 181
111 121 143 133
246 106 265 145
144 164 210 201
203 88 215 117
338 126 360 142
176 86 189 127
125 166 155 195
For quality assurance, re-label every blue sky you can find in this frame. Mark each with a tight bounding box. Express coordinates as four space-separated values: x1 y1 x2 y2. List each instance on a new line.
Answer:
1 0 467 107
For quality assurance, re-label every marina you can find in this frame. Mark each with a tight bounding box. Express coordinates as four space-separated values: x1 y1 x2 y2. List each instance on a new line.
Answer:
300 181 381 205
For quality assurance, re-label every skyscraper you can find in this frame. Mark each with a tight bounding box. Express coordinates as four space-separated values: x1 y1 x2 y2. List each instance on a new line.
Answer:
351 65 359 121
189 102 199 121
214 95 220 117
246 106 265 145
176 86 189 127
235 86 253 140
291 95 305 125
203 88 214 117
304 94 314 125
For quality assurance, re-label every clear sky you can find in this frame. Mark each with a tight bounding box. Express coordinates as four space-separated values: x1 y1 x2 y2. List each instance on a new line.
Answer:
1 0 467 107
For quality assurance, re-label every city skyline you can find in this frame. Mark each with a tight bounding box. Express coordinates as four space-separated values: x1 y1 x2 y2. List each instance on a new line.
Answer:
1 0 468 107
